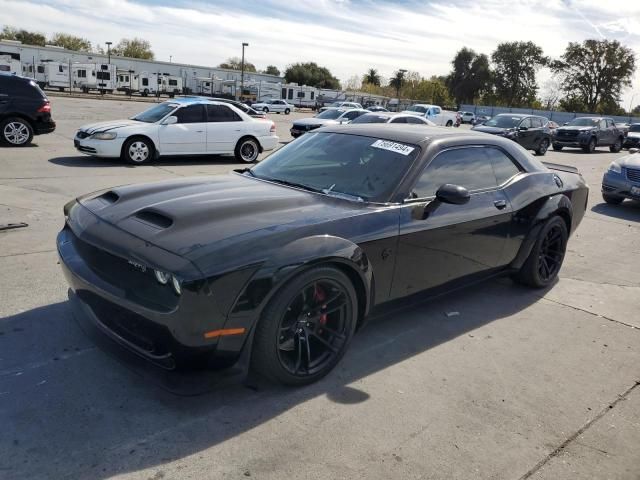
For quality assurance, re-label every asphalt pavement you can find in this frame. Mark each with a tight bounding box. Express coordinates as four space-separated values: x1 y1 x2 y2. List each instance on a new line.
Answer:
1 96 639 480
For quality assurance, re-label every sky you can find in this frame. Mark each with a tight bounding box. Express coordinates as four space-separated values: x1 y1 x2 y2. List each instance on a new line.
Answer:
1 0 639 107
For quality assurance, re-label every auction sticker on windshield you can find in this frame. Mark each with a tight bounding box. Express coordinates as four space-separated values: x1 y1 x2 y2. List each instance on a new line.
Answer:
371 139 415 156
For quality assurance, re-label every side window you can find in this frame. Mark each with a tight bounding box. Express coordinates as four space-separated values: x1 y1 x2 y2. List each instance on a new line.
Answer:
599 119 607 129
486 147 521 185
531 118 542 128
344 110 363 120
142 78 149 86
310 91 315 100
288 89 293 100
607 119 614 128
519 118 533 129
175 104 206 123
206 104 242 122
390 116 407 123
37 66 45 74
433 107 441 115
412 148 498 198
406 116 424 124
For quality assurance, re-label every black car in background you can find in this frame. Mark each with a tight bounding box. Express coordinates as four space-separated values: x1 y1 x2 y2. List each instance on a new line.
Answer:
471 113 552 155
552 117 624 153
58 125 587 386
0 73 55 146
623 123 640 149
209 97 266 119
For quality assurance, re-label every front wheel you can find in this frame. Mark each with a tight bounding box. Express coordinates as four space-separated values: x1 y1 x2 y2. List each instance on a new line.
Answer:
122 137 154 165
251 266 358 386
610 138 622 153
582 137 596 153
602 193 624 205
446 120 453 127
284 108 291 115
512 216 568 288
535 138 550 156
234 137 260 163
262 107 269 113
0 117 34 146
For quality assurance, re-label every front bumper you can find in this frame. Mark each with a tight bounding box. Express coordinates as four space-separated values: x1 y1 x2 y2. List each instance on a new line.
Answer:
602 169 640 200
553 134 590 148
623 137 640 149
74 134 125 157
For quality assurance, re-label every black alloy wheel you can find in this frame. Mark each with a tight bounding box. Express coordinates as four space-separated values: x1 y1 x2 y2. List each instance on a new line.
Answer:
535 138 550 156
252 267 357 385
583 137 596 153
610 138 622 153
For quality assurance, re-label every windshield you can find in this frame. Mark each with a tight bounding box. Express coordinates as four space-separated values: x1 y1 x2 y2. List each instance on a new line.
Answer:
406 105 427 113
132 103 177 123
329 102 343 107
629 124 640 132
483 115 522 128
316 109 346 119
250 132 420 202
351 114 389 124
567 118 599 127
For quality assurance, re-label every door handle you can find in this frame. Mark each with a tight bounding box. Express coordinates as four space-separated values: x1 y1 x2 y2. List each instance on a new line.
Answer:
494 200 507 210
196 130 204 133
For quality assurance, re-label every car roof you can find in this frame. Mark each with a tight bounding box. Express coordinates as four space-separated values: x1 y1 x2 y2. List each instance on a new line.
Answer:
318 124 481 145
167 96 244 107
0 72 33 83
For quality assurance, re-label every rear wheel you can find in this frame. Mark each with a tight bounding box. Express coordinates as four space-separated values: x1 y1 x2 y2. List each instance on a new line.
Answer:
263 107 269 113
446 120 453 127
513 216 568 288
610 137 622 153
122 137 154 165
0 117 33 146
284 108 291 115
602 193 624 205
582 137 596 153
234 137 260 163
535 138 550 156
251 266 358 386
552 144 563 151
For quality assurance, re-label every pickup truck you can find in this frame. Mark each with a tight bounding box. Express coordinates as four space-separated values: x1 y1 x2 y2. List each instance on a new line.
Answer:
552 117 624 153
402 104 459 127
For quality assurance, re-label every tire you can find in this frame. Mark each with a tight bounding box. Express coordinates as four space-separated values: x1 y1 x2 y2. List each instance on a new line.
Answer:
602 193 623 205
263 107 269 113
121 136 154 165
0 117 34 146
234 137 260 163
446 120 453 127
513 216 568 288
284 108 291 115
582 137 596 153
251 266 358 386
609 137 622 153
142 89 149 97
552 144 563 151
535 138 550 156
58 87 64 92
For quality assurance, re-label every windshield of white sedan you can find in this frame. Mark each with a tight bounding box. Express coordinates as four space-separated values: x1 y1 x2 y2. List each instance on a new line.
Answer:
629 124 640 132
567 118 599 127
132 103 177 123
484 115 522 128
316 109 346 119
250 132 419 202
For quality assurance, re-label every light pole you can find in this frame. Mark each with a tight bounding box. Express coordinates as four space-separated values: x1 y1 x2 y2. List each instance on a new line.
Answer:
106 41 112 64
628 92 638 122
240 42 249 101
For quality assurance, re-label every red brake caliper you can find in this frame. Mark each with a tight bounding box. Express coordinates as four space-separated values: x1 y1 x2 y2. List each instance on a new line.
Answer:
313 284 328 327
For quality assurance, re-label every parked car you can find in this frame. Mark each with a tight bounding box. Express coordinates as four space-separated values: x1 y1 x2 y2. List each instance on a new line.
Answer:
615 122 630 136
0 72 55 146
319 101 363 112
350 112 435 125
74 98 278 164
366 105 389 112
402 104 458 126
250 99 293 114
58 124 587 386
601 150 640 204
472 113 552 155
209 97 266 119
623 123 640 149
459 111 475 124
290 108 369 137
473 114 491 125
552 117 624 153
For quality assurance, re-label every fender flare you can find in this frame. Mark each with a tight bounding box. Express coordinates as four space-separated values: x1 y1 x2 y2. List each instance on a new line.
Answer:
510 194 573 270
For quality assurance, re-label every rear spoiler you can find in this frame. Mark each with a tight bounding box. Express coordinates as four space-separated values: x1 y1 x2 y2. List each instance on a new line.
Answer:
542 161 580 174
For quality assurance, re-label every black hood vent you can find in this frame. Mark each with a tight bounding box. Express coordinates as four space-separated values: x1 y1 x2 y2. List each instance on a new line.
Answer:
134 210 173 229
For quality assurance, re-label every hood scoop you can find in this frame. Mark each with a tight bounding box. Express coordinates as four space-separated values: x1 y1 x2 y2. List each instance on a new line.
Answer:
133 209 173 229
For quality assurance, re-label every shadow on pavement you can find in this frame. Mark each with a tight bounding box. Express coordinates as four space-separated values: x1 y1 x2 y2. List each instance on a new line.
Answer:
48 155 246 168
1 279 544 479
591 201 640 222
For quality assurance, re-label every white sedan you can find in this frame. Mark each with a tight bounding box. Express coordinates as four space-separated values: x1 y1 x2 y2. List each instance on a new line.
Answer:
250 99 293 114
74 98 279 164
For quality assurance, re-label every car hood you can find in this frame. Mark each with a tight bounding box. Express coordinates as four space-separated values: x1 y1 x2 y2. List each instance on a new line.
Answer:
293 118 339 127
77 174 365 265
617 153 640 168
557 126 595 132
79 119 143 134
471 125 511 135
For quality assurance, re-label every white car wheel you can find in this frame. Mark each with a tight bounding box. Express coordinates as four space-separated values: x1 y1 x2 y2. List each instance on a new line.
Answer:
123 138 154 165
235 138 259 163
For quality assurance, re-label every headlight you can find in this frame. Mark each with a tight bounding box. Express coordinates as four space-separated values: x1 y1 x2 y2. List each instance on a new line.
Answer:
154 269 182 295
91 132 117 140
171 275 182 295
154 270 170 284
608 162 622 174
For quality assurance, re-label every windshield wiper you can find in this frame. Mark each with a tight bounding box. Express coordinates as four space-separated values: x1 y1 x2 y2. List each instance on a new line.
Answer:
261 177 324 193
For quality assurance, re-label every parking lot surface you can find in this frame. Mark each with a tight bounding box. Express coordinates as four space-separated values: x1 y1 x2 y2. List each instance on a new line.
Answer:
1 96 639 480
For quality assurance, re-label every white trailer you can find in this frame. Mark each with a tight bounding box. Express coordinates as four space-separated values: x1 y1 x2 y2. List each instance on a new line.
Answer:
72 63 117 93
43 62 70 91
116 70 135 93
280 83 319 108
0 56 21 75
160 75 183 97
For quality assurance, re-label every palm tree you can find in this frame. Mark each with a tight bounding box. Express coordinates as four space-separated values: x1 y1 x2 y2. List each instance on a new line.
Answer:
389 70 406 98
363 68 381 87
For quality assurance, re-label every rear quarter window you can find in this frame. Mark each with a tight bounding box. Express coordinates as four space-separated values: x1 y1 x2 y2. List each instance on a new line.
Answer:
0 78 45 99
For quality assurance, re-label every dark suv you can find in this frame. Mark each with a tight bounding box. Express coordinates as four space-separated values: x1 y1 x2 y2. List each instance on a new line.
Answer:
552 117 623 153
471 113 552 155
0 73 56 146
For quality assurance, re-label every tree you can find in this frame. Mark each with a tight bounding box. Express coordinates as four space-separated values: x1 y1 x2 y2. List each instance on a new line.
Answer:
344 75 361 91
111 38 154 60
539 75 564 111
633 105 640 115
1 26 46 46
219 57 256 72
491 41 547 107
284 62 340 89
446 47 492 104
389 70 406 98
363 68 381 87
551 39 635 113
264 65 280 76
49 33 91 52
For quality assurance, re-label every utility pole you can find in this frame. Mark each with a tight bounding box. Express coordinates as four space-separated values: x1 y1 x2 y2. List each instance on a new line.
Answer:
240 42 249 101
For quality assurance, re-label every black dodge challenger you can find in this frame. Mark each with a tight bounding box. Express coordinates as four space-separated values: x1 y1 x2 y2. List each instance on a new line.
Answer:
58 125 588 386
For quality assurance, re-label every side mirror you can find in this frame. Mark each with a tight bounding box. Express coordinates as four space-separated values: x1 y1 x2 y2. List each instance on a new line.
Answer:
563 122 569 126
436 184 470 205
162 116 177 125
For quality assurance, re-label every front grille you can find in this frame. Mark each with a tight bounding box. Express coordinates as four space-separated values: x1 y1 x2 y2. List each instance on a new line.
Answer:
76 131 90 139
558 130 578 139
626 168 640 183
77 145 97 153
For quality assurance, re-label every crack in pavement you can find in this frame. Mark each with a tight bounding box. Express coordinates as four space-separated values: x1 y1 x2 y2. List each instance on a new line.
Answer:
539 295 639 330
0 248 57 258
518 381 640 480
